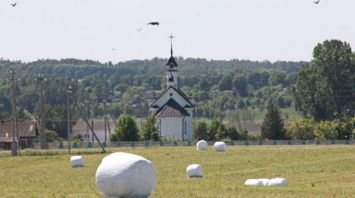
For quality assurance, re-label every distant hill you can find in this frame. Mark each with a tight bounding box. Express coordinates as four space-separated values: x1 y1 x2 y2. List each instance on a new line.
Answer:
0 57 307 80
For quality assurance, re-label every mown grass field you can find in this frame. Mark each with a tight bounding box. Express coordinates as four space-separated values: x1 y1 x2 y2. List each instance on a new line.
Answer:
1 145 355 198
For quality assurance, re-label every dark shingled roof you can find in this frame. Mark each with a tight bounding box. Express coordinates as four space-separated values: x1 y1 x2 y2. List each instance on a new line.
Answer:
0 120 37 142
166 56 178 68
156 99 189 117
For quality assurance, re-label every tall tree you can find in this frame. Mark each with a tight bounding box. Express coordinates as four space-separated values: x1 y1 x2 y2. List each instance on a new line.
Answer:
112 114 139 141
261 101 286 140
141 115 160 141
233 76 248 97
218 75 233 91
293 40 355 120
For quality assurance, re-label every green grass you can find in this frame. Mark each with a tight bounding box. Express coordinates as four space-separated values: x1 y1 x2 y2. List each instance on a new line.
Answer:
1 145 355 197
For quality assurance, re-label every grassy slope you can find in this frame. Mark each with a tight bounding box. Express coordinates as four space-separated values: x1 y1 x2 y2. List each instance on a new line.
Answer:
0 146 355 198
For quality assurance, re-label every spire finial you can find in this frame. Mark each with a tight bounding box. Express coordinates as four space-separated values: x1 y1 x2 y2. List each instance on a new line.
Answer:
169 33 175 57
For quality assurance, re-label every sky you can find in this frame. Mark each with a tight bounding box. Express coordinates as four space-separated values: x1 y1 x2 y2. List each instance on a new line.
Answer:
0 0 355 63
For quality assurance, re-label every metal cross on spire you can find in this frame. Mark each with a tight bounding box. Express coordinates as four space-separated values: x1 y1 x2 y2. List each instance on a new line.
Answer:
169 33 175 57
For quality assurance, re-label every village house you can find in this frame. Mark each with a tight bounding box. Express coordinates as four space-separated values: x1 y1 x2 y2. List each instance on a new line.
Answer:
0 120 37 149
71 119 116 142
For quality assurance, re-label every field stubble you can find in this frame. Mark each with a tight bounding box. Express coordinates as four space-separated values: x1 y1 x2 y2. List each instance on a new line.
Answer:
0 145 355 197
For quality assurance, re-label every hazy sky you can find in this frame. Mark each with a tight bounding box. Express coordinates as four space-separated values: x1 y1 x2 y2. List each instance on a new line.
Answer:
0 0 355 63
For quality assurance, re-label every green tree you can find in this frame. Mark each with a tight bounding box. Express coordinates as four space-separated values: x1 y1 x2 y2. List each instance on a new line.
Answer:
193 120 208 140
293 40 355 120
208 119 227 140
111 114 139 141
218 75 233 91
261 101 286 140
141 116 160 141
198 78 210 91
233 76 248 97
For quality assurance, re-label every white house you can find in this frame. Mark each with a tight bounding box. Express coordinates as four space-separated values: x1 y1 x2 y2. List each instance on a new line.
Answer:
149 41 194 141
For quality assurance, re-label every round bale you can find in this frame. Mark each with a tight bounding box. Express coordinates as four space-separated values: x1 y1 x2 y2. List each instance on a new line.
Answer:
186 164 203 178
95 152 157 198
70 156 84 167
213 141 227 151
196 140 208 150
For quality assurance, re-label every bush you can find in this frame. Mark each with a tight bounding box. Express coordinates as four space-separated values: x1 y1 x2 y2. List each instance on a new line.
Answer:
238 127 249 140
141 116 160 141
45 129 58 142
314 121 338 140
193 121 208 140
287 118 316 140
208 119 227 140
226 125 239 140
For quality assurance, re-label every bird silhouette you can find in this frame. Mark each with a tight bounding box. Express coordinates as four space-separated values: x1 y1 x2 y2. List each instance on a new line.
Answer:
147 22 159 26
10 2 17 7
314 0 320 4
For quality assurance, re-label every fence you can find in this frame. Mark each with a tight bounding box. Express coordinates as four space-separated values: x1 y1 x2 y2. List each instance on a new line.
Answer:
1 139 354 150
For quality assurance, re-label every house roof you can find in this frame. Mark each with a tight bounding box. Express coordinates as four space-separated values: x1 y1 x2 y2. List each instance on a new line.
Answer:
156 99 189 117
0 120 37 142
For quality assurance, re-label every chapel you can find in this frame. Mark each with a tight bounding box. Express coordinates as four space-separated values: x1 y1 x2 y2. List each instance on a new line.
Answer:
149 38 194 141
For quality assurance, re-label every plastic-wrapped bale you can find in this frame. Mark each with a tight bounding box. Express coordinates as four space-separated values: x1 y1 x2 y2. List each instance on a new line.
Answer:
258 178 270 186
70 156 84 167
244 179 263 186
196 140 208 150
213 141 227 151
95 152 157 198
186 164 203 178
268 178 288 186
244 179 269 186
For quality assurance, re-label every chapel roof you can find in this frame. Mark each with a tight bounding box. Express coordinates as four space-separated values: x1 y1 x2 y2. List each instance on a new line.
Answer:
156 99 189 117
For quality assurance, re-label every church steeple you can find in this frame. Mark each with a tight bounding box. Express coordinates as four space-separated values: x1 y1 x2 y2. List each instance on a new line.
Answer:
170 34 174 57
166 34 178 70
166 33 178 88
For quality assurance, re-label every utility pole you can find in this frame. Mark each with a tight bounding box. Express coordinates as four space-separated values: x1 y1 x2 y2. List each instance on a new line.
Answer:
10 69 18 156
84 99 90 142
67 85 72 154
36 73 47 149
103 99 107 143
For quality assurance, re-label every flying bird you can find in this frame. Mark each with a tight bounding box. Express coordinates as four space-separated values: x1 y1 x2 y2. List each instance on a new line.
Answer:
10 2 17 7
147 22 159 26
313 0 320 4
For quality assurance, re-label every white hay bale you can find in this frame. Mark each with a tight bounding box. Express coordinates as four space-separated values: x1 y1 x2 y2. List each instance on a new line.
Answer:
186 164 203 178
70 156 84 167
95 152 157 198
213 141 227 151
244 179 269 186
268 178 288 186
258 178 270 186
196 140 208 150
244 179 263 186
